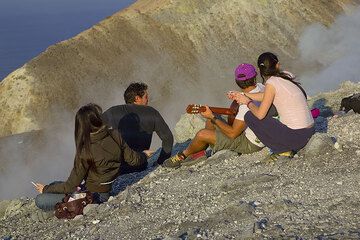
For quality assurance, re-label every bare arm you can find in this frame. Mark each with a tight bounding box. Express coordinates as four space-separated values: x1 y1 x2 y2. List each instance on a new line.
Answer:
200 106 246 139
231 84 275 120
244 92 264 101
227 91 264 102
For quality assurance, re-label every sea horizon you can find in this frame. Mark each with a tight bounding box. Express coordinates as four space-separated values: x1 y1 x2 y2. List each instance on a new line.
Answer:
0 0 135 81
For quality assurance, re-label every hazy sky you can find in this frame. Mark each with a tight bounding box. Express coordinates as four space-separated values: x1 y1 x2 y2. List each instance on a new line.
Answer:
0 0 135 80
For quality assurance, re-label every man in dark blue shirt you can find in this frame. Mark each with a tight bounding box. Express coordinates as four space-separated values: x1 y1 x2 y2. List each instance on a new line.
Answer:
103 82 173 170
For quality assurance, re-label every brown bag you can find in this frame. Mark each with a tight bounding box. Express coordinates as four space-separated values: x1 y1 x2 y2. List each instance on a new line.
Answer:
55 191 93 219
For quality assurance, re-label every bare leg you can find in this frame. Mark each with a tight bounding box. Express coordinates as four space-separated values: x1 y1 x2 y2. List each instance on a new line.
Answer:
183 129 216 156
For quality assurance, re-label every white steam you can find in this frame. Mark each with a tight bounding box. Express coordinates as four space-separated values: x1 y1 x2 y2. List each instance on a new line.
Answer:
0 115 74 200
296 6 360 95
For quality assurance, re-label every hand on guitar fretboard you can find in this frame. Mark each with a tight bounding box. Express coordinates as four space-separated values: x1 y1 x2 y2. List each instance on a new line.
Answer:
186 104 238 116
186 104 206 114
186 101 239 125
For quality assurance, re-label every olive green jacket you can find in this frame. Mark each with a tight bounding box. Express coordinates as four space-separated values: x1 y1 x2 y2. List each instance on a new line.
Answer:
43 127 147 193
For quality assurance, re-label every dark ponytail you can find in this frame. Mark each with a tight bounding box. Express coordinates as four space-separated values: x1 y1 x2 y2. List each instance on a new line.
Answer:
74 103 104 162
257 52 307 98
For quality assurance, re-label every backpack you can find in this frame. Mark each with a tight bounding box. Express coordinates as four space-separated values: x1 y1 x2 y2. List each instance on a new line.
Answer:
340 93 360 113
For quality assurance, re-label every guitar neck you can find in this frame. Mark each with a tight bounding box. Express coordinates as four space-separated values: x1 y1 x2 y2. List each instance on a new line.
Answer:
186 103 238 116
209 107 236 115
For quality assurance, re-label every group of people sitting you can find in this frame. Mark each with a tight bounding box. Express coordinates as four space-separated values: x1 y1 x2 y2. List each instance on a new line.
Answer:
33 52 315 212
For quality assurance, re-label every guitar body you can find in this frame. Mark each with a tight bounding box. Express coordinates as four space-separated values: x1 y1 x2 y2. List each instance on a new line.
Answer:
186 101 239 125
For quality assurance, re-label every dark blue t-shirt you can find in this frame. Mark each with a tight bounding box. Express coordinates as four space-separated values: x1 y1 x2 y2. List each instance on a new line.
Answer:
103 104 173 164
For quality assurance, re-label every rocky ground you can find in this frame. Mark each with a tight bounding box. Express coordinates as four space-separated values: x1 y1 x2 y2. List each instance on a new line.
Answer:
1 82 360 240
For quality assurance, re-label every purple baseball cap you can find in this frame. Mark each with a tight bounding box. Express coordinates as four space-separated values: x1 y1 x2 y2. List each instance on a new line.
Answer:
234 63 257 81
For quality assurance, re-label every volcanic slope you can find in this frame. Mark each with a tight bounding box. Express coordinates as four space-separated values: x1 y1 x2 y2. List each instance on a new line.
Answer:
0 0 358 137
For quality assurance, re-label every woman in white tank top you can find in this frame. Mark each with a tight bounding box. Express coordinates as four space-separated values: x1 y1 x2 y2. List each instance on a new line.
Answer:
228 52 314 161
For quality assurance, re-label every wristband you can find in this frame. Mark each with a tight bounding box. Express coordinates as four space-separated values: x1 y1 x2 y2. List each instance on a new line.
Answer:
210 116 217 124
246 100 253 108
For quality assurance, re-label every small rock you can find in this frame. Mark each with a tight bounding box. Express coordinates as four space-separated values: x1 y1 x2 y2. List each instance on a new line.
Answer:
346 109 355 115
356 150 360 156
92 219 100 224
301 133 335 157
149 172 157 178
83 204 98 215
257 218 268 230
249 201 261 208
275 224 285 231
132 192 142 203
73 214 83 220
334 142 343 151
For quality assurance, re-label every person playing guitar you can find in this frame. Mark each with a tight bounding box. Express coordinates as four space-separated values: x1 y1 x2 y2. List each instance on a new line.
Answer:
163 63 266 168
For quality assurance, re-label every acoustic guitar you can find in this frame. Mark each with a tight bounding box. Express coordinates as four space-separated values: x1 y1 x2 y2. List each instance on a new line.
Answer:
186 100 239 125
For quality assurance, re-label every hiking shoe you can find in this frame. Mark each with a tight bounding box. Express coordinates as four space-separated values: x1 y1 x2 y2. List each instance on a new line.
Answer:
278 151 294 157
261 151 294 164
181 150 207 166
162 153 186 168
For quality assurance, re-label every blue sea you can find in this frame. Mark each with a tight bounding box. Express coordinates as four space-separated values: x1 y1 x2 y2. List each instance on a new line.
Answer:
0 0 135 81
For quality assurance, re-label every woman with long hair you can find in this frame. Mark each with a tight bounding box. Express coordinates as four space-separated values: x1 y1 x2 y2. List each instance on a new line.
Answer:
33 103 149 211
228 52 314 162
